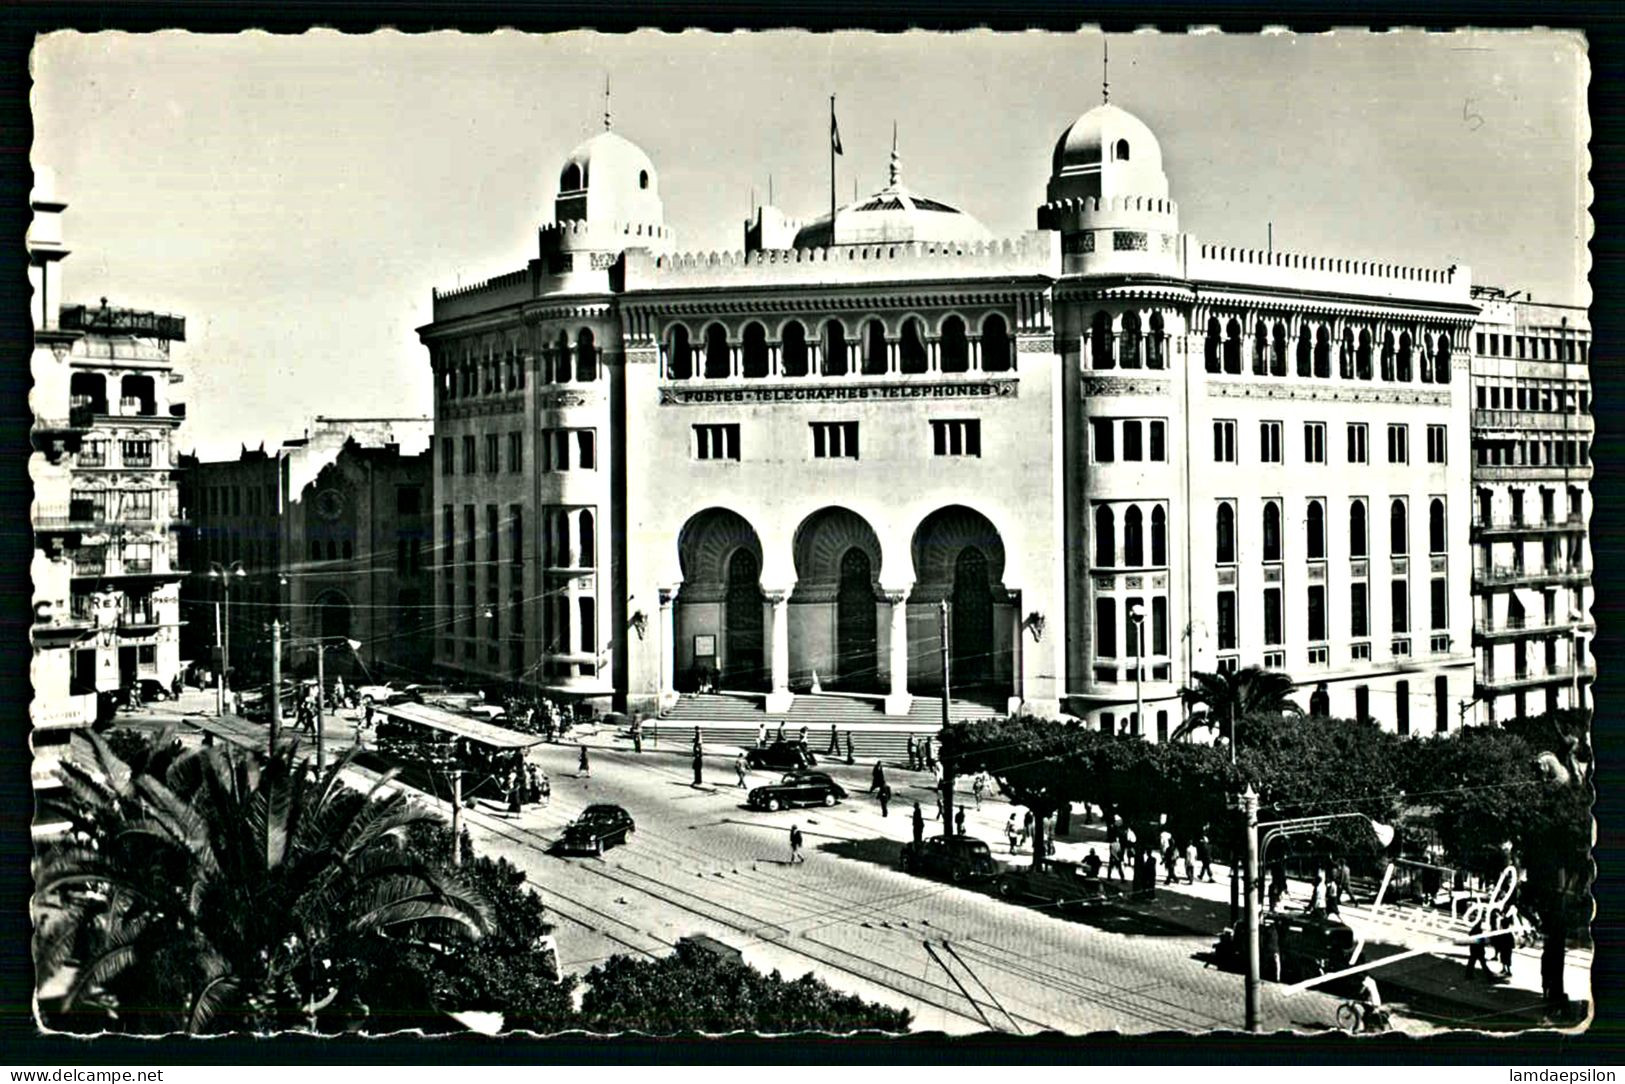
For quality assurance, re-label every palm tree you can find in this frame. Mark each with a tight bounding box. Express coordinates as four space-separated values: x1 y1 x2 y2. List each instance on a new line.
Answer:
34 732 490 1033
1172 667 1304 743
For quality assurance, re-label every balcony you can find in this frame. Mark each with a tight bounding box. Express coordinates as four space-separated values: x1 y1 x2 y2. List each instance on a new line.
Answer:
1470 514 1585 541
1473 408 1594 433
60 303 186 342
1474 616 1595 644
1474 464 1593 482
1477 663 1595 694
1472 564 1590 590
32 404 95 435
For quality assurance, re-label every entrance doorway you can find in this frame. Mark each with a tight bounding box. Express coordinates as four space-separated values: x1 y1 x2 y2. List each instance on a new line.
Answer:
835 548 878 689
951 548 994 688
724 549 764 689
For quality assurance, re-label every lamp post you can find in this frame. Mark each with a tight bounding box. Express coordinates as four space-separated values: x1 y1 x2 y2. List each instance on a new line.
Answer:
1127 600 1145 737
208 561 246 715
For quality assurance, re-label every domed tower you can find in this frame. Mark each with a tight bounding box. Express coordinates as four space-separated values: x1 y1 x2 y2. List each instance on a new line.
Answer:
1037 102 1180 277
538 111 674 274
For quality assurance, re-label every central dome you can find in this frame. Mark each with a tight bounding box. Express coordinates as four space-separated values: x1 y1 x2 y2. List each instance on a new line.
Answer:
1051 102 1163 181
793 142 992 249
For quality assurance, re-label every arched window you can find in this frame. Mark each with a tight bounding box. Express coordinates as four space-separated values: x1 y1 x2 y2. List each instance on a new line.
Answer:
1349 499 1368 558
1115 138 1131 161
1434 331 1453 385
981 314 1011 372
1119 311 1142 369
638 169 649 190
1094 504 1115 567
741 322 769 378
1307 499 1326 560
1397 331 1414 383
1124 506 1144 566
1297 325 1313 377
704 323 730 379
1271 322 1288 377
560 163 581 191
553 330 572 384
122 375 154 414
1340 328 1355 379
1263 501 1282 562
780 321 808 377
1253 320 1270 375
576 328 597 382
1390 498 1408 555
1356 329 1373 380
579 510 596 568
553 510 571 568
1151 506 1167 565
822 320 847 376
1314 326 1332 379
1429 498 1446 554
1418 336 1433 384
1224 318 1243 374
667 325 693 379
1216 502 1236 564
1147 311 1166 369
1091 311 1114 369
899 317 928 374
1380 331 1396 382
1205 317 1222 373
862 319 888 375
939 315 969 373
70 371 107 413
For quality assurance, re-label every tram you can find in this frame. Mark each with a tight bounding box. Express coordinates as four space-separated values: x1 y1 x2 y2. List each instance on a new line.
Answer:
372 701 546 805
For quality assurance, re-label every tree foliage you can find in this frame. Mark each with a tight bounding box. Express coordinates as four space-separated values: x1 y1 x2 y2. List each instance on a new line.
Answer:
576 939 911 1034
1174 667 1304 742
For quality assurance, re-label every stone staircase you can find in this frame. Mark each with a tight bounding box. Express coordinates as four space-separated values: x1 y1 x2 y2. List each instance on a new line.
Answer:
644 691 1006 762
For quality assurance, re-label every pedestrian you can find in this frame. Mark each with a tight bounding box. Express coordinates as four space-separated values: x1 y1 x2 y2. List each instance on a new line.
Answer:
1197 832 1215 882
693 726 703 752
1107 836 1125 880
333 675 346 707
1326 873 1343 920
789 824 804 864
1163 843 1178 885
757 721 766 747
1045 813 1058 856
1268 860 1288 911
906 735 918 771
578 743 590 777
1006 814 1020 854
912 802 925 846
845 731 855 765
1493 909 1516 977
924 737 935 771
1466 916 1491 977
526 763 543 804
1185 840 1198 885
1084 847 1103 879
955 806 966 837
632 716 644 754
1305 869 1326 917
1021 809 1034 848
171 673 183 699
776 721 786 744
870 760 886 794
878 782 891 817
507 771 523 816
735 753 748 789
935 787 947 823
798 725 808 747
972 771 986 810
693 749 705 786
827 723 839 756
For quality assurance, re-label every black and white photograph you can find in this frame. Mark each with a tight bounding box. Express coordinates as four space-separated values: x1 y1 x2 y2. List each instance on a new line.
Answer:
23 27 1596 1047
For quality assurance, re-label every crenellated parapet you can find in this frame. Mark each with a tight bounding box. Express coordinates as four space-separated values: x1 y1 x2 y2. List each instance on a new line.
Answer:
539 217 674 254
1190 241 1472 305
432 267 533 320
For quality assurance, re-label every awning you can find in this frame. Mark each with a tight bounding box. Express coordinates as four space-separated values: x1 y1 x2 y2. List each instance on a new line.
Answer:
373 701 542 750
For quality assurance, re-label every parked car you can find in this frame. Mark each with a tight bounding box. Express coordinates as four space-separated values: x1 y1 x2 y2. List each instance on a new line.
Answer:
240 682 299 721
135 678 173 703
898 835 1002 884
1211 912 1356 985
557 804 635 856
744 741 817 771
995 858 1110 913
747 771 848 811
355 682 410 708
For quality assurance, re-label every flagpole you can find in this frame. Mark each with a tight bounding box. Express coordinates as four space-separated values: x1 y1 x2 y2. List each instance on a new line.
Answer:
829 94 837 246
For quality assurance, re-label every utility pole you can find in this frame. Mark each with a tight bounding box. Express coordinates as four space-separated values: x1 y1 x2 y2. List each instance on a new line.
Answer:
1229 700 1239 923
450 768 463 866
939 598 953 836
270 619 283 755
222 582 232 713
1242 784 1261 1032
315 642 326 774
214 599 224 716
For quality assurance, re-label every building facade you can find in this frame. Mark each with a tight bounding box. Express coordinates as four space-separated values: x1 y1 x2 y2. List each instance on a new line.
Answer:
1468 290 1593 723
419 99 1492 736
180 417 434 686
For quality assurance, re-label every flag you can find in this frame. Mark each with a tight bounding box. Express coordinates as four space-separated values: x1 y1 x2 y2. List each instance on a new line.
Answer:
831 100 843 156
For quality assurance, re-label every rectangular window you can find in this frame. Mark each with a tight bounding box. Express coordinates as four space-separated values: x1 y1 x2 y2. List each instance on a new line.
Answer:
486 505 499 563
577 430 596 470
1152 596 1168 655
1124 596 1143 657
1355 685 1371 725
694 423 742 461
462 435 476 475
1426 424 1447 464
1260 421 1283 464
80 439 108 467
1430 577 1447 630
1149 420 1166 462
1396 680 1410 736
1093 419 1115 463
1213 420 1236 463
508 431 523 473
464 583 476 635
1435 675 1450 733
1264 587 1283 646
1095 597 1117 657
444 580 455 633
484 433 499 474
463 505 475 565
931 419 981 457
1347 423 1368 464
488 584 500 641
121 440 154 468
1303 422 1326 464
1217 590 1237 650
1476 332 1486 354
442 505 453 568
510 505 524 565
442 437 454 476
810 421 860 459
1387 423 1409 464
1391 579 1409 632
1122 420 1143 461
1351 582 1369 637
1307 584 1327 641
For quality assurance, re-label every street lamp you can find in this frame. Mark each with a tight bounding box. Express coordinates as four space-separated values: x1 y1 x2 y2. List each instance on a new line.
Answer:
208 561 246 715
1127 600 1146 738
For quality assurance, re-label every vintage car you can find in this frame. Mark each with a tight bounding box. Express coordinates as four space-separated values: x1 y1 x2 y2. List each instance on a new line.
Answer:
557 803 635 856
744 741 817 771
747 771 848 811
355 682 412 708
898 835 1002 885
1212 911 1357 985
995 858 1111 913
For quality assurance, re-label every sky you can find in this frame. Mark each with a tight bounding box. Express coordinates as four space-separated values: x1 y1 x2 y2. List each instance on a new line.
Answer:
32 29 1589 460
